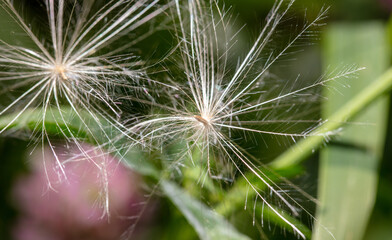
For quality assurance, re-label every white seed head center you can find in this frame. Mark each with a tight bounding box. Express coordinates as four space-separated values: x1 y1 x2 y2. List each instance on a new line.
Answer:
53 64 68 81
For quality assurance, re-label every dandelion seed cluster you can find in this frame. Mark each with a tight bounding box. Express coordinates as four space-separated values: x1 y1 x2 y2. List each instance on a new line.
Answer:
0 0 361 239
0 0 165 219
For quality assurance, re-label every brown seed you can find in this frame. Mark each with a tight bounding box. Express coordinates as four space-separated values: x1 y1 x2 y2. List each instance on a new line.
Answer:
193 115 209 126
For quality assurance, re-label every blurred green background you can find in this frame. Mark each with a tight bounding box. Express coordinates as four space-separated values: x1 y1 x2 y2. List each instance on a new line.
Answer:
1 0 392 239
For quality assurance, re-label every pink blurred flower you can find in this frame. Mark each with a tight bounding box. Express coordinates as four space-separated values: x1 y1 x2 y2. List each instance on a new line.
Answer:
12 143 151 240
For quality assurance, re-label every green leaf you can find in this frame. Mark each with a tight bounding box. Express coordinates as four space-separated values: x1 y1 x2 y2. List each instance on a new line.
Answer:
161 180 251 240
0 108 89 139
313 22 390 240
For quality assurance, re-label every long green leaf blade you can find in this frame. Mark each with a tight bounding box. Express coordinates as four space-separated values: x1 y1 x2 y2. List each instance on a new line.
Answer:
313 22 390 240
161 181 250 240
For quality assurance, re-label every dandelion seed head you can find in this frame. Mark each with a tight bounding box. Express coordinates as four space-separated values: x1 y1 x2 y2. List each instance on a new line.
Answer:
52 63 68 81
0 0 167 219
125 0 362 239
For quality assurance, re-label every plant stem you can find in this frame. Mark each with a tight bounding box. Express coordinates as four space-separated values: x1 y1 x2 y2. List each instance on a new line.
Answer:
215 67 392 221
269 67 392 170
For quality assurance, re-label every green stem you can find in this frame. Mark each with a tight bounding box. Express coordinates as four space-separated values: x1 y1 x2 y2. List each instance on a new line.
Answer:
216 67 392 217
269 67 392 170
0 108 89 140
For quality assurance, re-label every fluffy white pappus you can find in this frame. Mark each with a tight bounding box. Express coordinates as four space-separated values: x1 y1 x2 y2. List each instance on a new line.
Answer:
0 0 166 217
125 0 362 238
